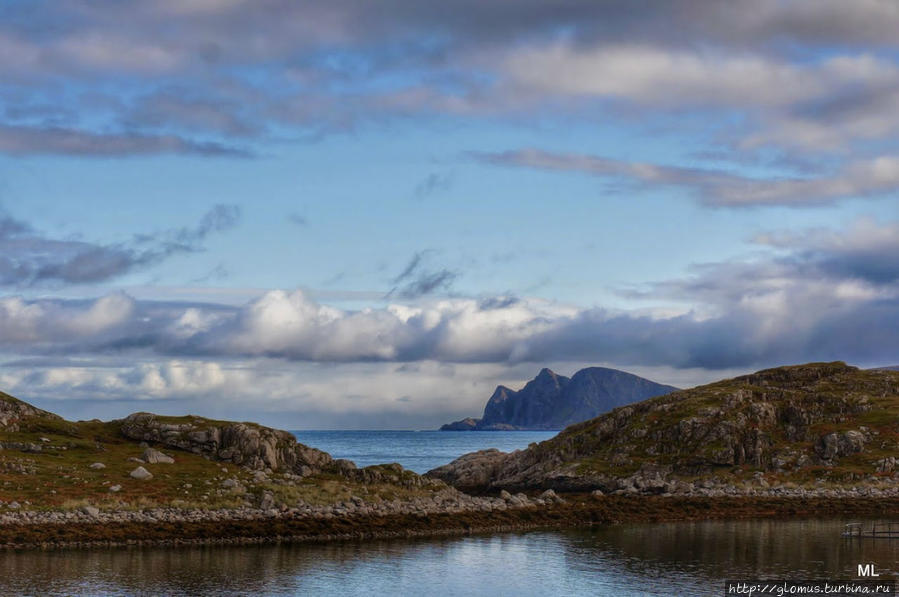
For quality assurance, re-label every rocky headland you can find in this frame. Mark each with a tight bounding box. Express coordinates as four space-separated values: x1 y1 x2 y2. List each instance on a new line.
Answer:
440 366 677 430
429 362 899 498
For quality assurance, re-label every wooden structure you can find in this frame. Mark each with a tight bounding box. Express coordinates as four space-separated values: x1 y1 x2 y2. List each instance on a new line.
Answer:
843 522 899 538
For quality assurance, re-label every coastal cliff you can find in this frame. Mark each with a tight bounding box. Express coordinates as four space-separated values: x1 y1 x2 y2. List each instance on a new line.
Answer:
440 366 677 431
429 362 899 496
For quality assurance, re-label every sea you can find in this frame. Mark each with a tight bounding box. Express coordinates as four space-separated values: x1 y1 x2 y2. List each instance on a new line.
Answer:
0 430 891 596
291 429 558 473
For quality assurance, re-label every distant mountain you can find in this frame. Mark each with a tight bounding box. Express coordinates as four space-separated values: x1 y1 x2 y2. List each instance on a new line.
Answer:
873 366 899 371
440 366 678 431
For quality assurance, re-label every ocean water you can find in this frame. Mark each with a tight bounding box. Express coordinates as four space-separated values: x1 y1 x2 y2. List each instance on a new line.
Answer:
0 519 894 596
291 429 558 473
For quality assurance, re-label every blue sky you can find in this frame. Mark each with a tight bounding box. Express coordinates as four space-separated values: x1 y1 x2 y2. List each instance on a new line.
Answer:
1 1 898 428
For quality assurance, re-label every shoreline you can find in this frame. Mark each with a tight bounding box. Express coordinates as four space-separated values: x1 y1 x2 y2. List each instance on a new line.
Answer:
3 495 898 551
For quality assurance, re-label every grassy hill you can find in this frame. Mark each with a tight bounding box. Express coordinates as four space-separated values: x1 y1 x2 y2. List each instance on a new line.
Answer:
0 393 438 513
429 362 899 493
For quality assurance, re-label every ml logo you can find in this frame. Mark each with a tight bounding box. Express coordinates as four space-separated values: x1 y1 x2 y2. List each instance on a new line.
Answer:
858 564 880 577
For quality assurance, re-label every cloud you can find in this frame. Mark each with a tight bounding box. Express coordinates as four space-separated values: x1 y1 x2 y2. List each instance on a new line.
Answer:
0 358 541 428
2 214 897 370
3 2 899 157
286 212 308 227
388 251 459 298
0 204 241 287
0 124 250 157
413 172 453 199
477 148 899 207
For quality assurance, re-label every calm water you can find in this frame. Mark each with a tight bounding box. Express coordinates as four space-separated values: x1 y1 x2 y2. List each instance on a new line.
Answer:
291 430 558 473
0 519 896 596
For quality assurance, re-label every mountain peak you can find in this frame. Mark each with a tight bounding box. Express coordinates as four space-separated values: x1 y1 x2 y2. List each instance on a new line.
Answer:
441 365 677 431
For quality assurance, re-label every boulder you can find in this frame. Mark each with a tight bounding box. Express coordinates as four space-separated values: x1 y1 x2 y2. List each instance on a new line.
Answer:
130 466 153 480
816 430 867 460
142 447 175 464
426 449 509 490
80 505 100 517
89 462 106 470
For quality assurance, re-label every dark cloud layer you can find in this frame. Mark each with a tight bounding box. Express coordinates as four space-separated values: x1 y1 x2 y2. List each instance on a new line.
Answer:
0 204 240 287
3 0 899 181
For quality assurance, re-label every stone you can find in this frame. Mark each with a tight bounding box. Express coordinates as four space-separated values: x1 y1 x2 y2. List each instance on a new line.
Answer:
8 501 20 509
130 466 153 480
142 447 175 464
426 449 509 490
816 430 867 460
221 478 239 489
258 491 275 510
109 485 122 493
80 505 100 517
89 462 106 470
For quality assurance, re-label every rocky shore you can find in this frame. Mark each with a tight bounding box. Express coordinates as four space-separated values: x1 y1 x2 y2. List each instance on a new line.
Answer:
2 493 899 550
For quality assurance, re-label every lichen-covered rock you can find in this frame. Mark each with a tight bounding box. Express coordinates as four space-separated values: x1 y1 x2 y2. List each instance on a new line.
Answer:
120 412 333 475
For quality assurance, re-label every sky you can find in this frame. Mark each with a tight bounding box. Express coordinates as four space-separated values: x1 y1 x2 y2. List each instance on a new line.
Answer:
0 0 898 429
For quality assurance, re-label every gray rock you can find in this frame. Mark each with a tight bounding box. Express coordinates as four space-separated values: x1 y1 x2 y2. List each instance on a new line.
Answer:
258 491 275 510
426 449 509 489
142 447 175 464
130 466 153 480
80 505 100 517
109 485 122 493
89 462 106 470
816 430 867 460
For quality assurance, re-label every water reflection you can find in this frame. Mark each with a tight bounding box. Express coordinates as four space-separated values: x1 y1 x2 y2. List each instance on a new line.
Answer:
0 519 896 596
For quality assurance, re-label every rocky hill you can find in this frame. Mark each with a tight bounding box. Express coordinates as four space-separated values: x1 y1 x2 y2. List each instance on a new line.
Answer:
0 390 443 515
441 366 677 430
428 362 899 495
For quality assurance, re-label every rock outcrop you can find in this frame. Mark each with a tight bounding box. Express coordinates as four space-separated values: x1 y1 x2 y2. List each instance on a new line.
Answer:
427 449 509 492
429 362 899 493
120 413 333 476
0 391 62 432
441 366 677 431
